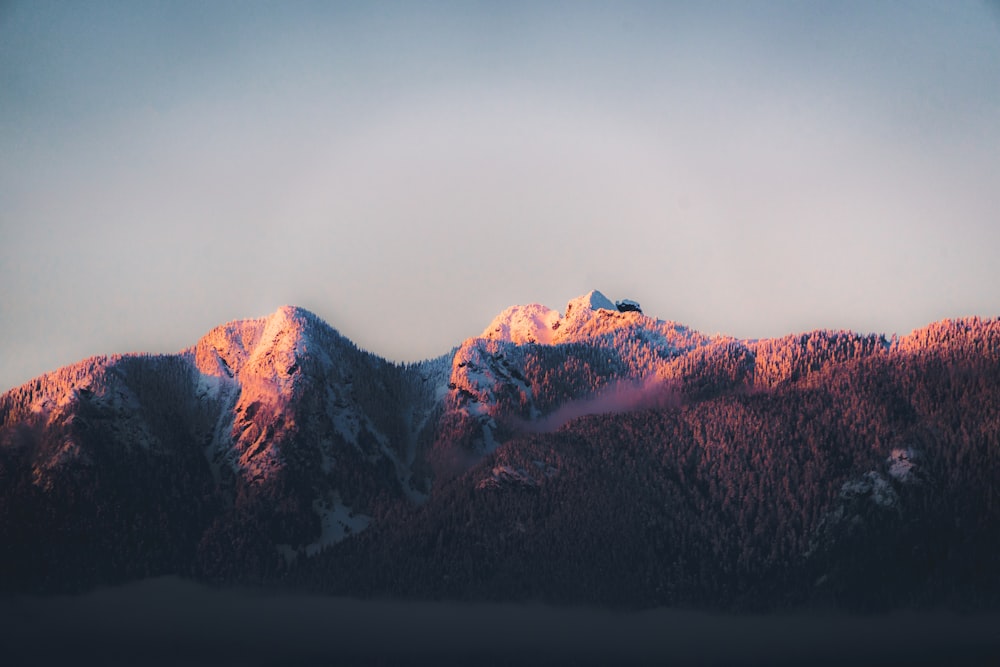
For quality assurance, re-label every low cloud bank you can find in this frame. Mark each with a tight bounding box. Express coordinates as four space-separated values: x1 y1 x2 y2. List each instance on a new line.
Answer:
2 578 999 666
523 376 681 433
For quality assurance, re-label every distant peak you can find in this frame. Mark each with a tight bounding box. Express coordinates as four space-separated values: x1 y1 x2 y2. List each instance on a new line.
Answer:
482 290 654 346
564 290 617 318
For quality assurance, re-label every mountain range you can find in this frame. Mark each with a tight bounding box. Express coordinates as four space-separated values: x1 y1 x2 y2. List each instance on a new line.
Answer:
2 290 999 611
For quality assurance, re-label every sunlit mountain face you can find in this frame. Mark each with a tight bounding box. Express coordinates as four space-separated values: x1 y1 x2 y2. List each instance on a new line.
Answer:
2 291 999 612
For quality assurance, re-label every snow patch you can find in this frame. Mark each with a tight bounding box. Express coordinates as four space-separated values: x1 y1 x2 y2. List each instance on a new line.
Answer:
887 448 920 484
329 395 363 446
417 353 453 403
532 459 558 478
481 418 498 452
305 497 371 556
477 464 539 490
194 370 226 401
840 471 898 508
29 396 56 415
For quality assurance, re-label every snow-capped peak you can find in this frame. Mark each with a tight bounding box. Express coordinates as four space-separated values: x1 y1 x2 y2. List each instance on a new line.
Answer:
564 290 617 317
481 290 654 346
482 303 561 345
191 305 325 383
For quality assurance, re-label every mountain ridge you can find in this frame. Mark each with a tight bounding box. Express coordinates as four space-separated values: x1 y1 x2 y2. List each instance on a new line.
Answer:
2 292 999 609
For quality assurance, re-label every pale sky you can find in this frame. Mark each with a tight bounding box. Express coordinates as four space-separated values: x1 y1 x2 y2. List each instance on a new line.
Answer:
2 1 999 391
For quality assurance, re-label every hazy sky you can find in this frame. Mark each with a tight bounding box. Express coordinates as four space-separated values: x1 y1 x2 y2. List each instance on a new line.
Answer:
2 1 999 391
